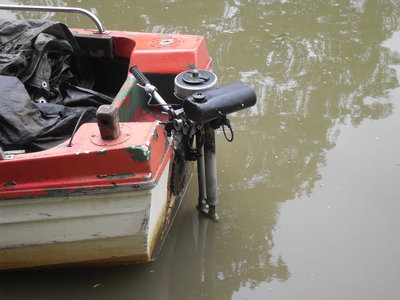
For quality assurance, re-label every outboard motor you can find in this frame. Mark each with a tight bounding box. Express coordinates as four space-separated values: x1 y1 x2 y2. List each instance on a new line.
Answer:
174 69 256 221
130 66 256 221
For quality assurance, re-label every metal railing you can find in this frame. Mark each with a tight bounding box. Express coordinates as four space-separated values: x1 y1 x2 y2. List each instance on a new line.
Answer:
0 4 106 33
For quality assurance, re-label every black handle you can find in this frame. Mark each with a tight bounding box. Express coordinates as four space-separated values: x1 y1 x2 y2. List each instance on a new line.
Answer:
129 65 150 86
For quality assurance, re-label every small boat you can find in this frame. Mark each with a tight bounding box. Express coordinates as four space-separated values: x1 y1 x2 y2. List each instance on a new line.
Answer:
0 5 256 270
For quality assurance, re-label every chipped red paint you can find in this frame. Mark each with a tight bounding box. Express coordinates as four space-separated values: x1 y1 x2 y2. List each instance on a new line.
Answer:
122 81 134 88
131 107 167 123
0 122 172 199
124 94 131 105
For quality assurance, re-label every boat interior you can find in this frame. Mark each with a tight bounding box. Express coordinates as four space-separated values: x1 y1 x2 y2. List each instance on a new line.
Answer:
73 33 177 122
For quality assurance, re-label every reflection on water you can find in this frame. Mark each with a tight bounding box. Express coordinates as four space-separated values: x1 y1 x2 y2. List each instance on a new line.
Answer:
1 0 400 299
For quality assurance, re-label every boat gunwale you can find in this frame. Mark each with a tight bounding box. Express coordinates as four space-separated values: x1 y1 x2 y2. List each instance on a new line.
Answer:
0 143 174 201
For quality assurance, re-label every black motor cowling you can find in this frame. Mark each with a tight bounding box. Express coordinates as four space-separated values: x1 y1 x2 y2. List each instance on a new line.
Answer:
174 69 256 124
182 80 257 124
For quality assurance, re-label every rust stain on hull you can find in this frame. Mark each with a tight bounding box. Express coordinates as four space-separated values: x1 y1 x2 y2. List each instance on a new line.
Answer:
148 162 193 260
0 236 149 270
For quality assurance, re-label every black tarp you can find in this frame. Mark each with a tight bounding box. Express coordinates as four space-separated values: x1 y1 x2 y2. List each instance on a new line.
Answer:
0 19 113 151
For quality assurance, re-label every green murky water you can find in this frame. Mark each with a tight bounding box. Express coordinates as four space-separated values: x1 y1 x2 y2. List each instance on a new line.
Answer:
1 0 400 299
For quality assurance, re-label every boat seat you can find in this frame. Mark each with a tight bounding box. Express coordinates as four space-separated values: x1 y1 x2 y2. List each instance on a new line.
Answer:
74 34 129 97
74 34 114 59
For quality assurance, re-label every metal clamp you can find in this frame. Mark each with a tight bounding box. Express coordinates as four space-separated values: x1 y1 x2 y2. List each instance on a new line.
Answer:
0 4 106 34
